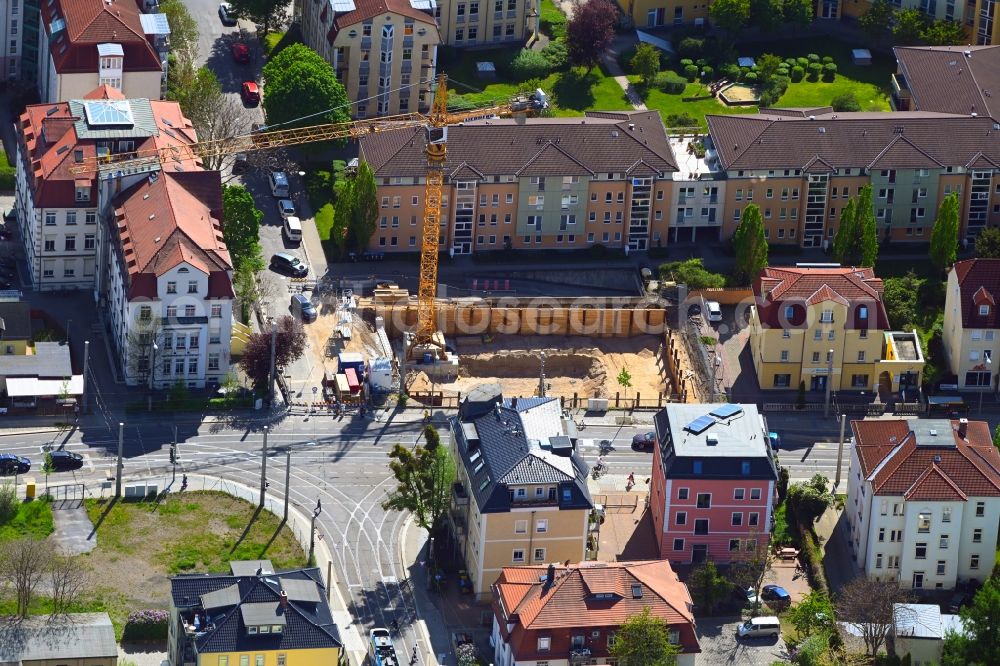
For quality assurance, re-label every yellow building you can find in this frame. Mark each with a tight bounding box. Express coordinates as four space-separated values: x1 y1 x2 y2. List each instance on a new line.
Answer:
449 385 593 601
749 266 924 395
168 561 343 666
619 0 709 28
0 300 32 355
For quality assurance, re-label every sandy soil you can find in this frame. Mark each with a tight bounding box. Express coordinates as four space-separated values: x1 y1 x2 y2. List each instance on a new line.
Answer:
407 335 674 402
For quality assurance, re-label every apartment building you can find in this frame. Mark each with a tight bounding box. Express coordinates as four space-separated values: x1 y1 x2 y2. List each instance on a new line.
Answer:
14 85 198 292
649 403 778 565
749 266 924 393
169 561 343 666
358 110 677 253
435 0 535 47
845 418 1000 590
0 0 26 82
448 385 593 600
38 0 168 103
620 0 708 28
300 0 438 118
491 561 700 666
943 258 1000 391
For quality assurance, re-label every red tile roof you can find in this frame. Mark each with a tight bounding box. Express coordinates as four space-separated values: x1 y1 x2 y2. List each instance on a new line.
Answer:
321 0 437 43
950 259 1000 328
753 266 890 330
852 419 1000 497
492 561 699 661
41 0 162 75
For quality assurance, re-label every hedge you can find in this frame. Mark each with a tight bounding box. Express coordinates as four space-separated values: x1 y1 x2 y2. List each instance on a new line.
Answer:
123 609 169 641
798 526 829 595
509 49 551 80
655 72 687 94
790 66 805 82
683 64 698 81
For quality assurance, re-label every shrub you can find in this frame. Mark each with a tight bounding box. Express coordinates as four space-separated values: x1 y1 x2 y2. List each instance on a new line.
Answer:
509 48 551 80
664 112 700 127
678 36 705 58
619 46 636 70
822 55 834 64
744 71 758 82
799 526 830 594
683 64 699 81
679 58 694 68
0 153 14 192
790 65 805 82
823 62 837 81
721 63 741 80
785 57 797 68
541 39 568 70
796 57 809 68
807 62 823 80
807 53 820 63
123 609 169 641
776 66 789 77
701 65 714 79
696 58 707 68
655 72 688 93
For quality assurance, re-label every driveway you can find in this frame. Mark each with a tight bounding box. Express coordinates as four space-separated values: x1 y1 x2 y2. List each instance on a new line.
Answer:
696 618 791 665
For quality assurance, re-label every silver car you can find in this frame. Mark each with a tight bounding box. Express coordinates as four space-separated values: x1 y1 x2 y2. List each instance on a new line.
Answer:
277 199 296 219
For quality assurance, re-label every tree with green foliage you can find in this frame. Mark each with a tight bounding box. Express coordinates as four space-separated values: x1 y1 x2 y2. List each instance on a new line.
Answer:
755 53 783 86
788 590 835 637
787 474 834 527
893 8 929 44
689 561 729 614
859 0 894 38
222 185 264 272
167 66 244 172
160 0 199 65
857 185 879 267
922 19 967 45
930 192 960 271
609 607 680 666
732 204 768 285
226 0 290 35
565 0 617 72
750 0 784 32
782 0 813 28
993 423 1000 449
659 258 726 289
335 161 379 254
942 575 1000 666
831 91 861 112
632 43 661 87
882 271 922 329
382 425 457 532
976 227 1000 258
832 198 857 266
262 44 351 132
617 366 633 404
710 0 751 35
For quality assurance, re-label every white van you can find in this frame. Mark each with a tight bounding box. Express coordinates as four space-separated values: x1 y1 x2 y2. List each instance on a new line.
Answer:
269 171 290 198
283 216 302 243
736 616 780 639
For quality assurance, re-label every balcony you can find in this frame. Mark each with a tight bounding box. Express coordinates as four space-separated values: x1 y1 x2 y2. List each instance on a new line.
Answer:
569 648 592 664
452 481 469 507
891 73 912 111
878 330 926 393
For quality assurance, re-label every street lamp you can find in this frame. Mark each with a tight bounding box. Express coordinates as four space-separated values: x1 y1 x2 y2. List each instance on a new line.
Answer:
308 498 322 564
149 342 159 391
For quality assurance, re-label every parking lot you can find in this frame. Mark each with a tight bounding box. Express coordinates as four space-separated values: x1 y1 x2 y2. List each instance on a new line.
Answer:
695 618 790 665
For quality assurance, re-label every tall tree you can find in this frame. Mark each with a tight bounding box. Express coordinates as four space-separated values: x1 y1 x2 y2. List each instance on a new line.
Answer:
160 0 199 65
786 473 833 527
238 316 306 388
787 590 835 637
832 197 857 265
837 578 909 657
609 607 680 666
261 44 351 131
632 43 661 87
343 162 379 253
222 185 265 272
750 0 784 32
942 575 1000 666
0 538 50 617
782 0 813 28
930 192 960 271
689 561 729 614
227 0 291 35
923 19 967 45
565 0 617 72
732 203 768 285
859 0 894 39
857 184 879 267
659 258 726 289
710 0 751 35
893 8 929 44
755 54 783 86
977 227 1000 257
617 366 633 402
382 425 457 531
727 533 773 615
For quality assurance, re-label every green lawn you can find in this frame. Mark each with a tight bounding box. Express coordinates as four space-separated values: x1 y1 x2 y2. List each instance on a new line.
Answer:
0 496 54 541
629 76 758 128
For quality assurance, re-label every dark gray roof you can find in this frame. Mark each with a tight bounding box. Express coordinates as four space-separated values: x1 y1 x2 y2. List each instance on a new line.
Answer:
0 613 117 663
0 301 31 339
170 567 341 653
230 559 274 576
451 390 592 513
0 341 72 378
894 45 1000 120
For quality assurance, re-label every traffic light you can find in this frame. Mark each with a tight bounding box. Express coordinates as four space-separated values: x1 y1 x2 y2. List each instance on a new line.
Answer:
169 443 177 464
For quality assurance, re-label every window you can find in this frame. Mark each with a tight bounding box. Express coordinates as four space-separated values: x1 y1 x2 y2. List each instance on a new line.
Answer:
980 305 990 316
675 511 686 525
166 306 177 318
750 488 761 500
730 539 741 552
512 549 525 562
220 658 229 666
696 493 711 508
971 554 980 569
876 554 883 569
208 354 220 371
276 656 285 666
940 534 949 549
943 507 951 522
678 488 689 500
211 304 222 318
64 236 76 251
973 528 982 543
692 460 703 474
852 374 869 388
749 512 759 526
694 519 709 535
774 373 791 387
732 512 743 526
514 520 527 534
515 488 526 498
976 501 985 517
936 560 946 576
187 280 198 294
240 656 249 666
185 305 196 317
63 266 74 278
537 637 550 651
917 512 931 533
820 309 833 323
812 351 820 363
533 548 545 561
915 543 927 559
84 234 95 250
167 281 177 294
878 528 885 542
139 306 151 321
673 538 684 551
535 519 548 533
86 211 97 225
255 657 264 666
734 488 745 500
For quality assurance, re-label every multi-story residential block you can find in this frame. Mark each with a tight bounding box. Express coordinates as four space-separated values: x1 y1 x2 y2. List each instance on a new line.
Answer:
749 266 925 393
301 0 438 118
891 45 1000 117
435 0 535 47
649 403 778 565
359 110 677 253
491 561 701 666
0 0 26 82
943 258 1000 391
169 561 343 666
15 86 198 292
448 385 593 600
104 168 233 389
845 418 1000 590
621 0 708 28
38 0 169 103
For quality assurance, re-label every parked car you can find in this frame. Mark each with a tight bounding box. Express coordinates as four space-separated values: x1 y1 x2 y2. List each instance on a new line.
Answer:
290 294 317 322
740 586 759 606
761 585 791 606
736 616 780 639
0 453 30 475
231 42 250 64
270 252 308 277
948 591 971 614
218 2 237 26
241 81 260 105
269 171 290 198
232 153 249 174
283 216 302 243
631 432 656 451
705 300 723 323
277 199 296 219
687 302 701 318
48 450 84 471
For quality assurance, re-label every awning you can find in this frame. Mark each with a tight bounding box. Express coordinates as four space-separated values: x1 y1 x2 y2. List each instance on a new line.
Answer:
5 375 84 397
635 30 673 54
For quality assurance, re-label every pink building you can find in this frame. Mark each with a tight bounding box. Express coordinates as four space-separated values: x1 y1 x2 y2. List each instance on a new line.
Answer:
650 403 778 564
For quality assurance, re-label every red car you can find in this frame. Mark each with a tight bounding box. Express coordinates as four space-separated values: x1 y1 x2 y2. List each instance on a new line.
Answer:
231 42 250 64
241 81 260 105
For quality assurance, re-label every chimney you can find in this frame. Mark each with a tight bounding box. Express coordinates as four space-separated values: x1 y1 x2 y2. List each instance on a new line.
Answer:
544 563 555 588
279 591 288 608
255 567 263 577
958 418 968 438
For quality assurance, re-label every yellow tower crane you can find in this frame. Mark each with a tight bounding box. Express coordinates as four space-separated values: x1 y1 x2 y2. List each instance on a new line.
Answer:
70 74 547 358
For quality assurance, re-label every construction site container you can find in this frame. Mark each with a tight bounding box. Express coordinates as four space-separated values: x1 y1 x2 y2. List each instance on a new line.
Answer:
345 367 361 393
338 352 365 375
369 358 393 392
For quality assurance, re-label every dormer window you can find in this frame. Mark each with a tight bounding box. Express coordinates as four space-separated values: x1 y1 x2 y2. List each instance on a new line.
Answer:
271 625 283 633
631 584 642 598
820 309 833 323
980 305 990 316
258 625 269 634
784 305 794 319
75 186 90 202
858 305 868 320
248 626 258 635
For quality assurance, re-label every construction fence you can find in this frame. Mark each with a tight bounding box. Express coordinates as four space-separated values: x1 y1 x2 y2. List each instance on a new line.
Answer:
405 389 679 411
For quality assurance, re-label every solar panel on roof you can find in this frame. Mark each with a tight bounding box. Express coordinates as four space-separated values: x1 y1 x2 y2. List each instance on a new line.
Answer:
685 415 715 434
710 404 744 420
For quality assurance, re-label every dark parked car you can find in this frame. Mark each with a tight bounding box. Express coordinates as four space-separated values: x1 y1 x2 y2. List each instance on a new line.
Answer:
631 432 656 451
218 2 237 26
290 294 317 323
270 252 308 277
761 585 791 606
48 450 84 471
0 453 30 475
948 591 971 614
